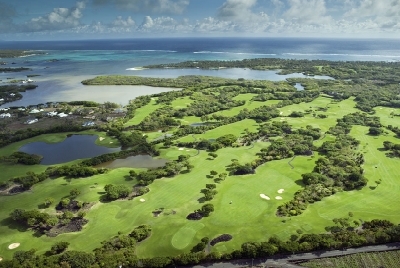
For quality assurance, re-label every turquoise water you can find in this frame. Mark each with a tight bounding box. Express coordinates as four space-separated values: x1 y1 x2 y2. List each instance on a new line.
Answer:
1 38 399 107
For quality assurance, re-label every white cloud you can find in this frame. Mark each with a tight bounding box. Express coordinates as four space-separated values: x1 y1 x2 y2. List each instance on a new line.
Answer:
26 2 85 31
283 0 331 24
217 0 257 20
111 16 135 27
216 0 269 32
345 0 400 19
92 0 189 14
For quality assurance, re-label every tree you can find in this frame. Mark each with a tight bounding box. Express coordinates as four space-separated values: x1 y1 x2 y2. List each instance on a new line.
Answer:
60 198 70 208
199 204 214 217
69 188 80 199
50 241 70 255
210 170 218 176
368 127 382 136
208 152 218 159
104 184 130 200
44 197 55 207
129 170 137 178
60 251 95 268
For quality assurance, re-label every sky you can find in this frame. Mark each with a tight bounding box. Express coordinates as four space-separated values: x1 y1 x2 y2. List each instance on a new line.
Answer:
0 0 399 40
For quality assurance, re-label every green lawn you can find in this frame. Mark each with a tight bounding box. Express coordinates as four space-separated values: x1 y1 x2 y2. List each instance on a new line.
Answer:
1 94 400 262
170 96 194 109
177 119 260 143
272 97 359 133
124 98 161 127
302 125 400 224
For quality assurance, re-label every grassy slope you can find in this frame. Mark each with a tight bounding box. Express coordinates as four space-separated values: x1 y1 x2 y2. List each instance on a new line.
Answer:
1 94 400 261
124 98 160 127
303 125 400 223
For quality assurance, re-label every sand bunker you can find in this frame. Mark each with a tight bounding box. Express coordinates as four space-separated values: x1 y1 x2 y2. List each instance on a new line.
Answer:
275 196 283 200
178 148 184 150
260 194 270 200
0 257 3 261
99 137 105 141
140 199 146 202
277 189 284 194
280 112 283 115
8 243 20 249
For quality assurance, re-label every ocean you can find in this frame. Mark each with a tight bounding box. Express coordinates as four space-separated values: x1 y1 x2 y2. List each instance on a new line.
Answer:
1 37 399 107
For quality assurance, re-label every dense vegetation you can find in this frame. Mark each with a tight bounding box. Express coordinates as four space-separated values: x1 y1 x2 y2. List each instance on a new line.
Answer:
1 58 400 267
145 58 400 83
0 50 43 58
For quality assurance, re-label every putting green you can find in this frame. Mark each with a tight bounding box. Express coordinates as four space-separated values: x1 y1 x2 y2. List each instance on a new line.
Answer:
171 222 205 250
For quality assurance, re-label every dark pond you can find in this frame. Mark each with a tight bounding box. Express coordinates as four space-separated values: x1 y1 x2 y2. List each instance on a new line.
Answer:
19 135 120 165
96 155 168 169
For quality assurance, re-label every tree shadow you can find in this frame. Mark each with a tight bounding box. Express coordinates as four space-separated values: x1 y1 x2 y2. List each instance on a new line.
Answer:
124 175 133 181
0 217 29 232
180 170 190 174
37 203 49 209
197 197 206 203
99 195 112 203
294 179 304 187
369 186 377 190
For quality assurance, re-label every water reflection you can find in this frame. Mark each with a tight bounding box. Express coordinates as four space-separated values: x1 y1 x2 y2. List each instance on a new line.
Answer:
294 83 305 91
96 155 168 169
19 135 120 165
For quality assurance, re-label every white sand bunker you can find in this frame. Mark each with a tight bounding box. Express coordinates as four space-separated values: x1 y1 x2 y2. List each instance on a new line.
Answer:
277 189 285 194
0 257 3 261
8 243 20 249
178 148 184 151
280 112 283 115
275 196 283 200
139 198 146 202
260 194 270 200
99 137 105 141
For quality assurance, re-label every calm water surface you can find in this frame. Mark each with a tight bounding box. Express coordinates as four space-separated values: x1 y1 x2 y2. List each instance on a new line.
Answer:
97 155 168 169
19 135 120 165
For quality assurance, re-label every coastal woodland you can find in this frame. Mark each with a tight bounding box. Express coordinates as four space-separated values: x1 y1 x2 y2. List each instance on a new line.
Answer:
0 56 400 267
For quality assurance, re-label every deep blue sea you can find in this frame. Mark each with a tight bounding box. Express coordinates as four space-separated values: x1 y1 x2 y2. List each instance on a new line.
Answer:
1 38 399 107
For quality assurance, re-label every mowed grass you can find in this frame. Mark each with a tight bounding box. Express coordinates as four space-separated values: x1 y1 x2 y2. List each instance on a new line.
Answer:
272 97 359 133
177 119 260 142
302 125 400 223
0 168 137 259
210 93 280 117
124 98 161 127
2 96 400 261
373 106 400 127
170 96 194 109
